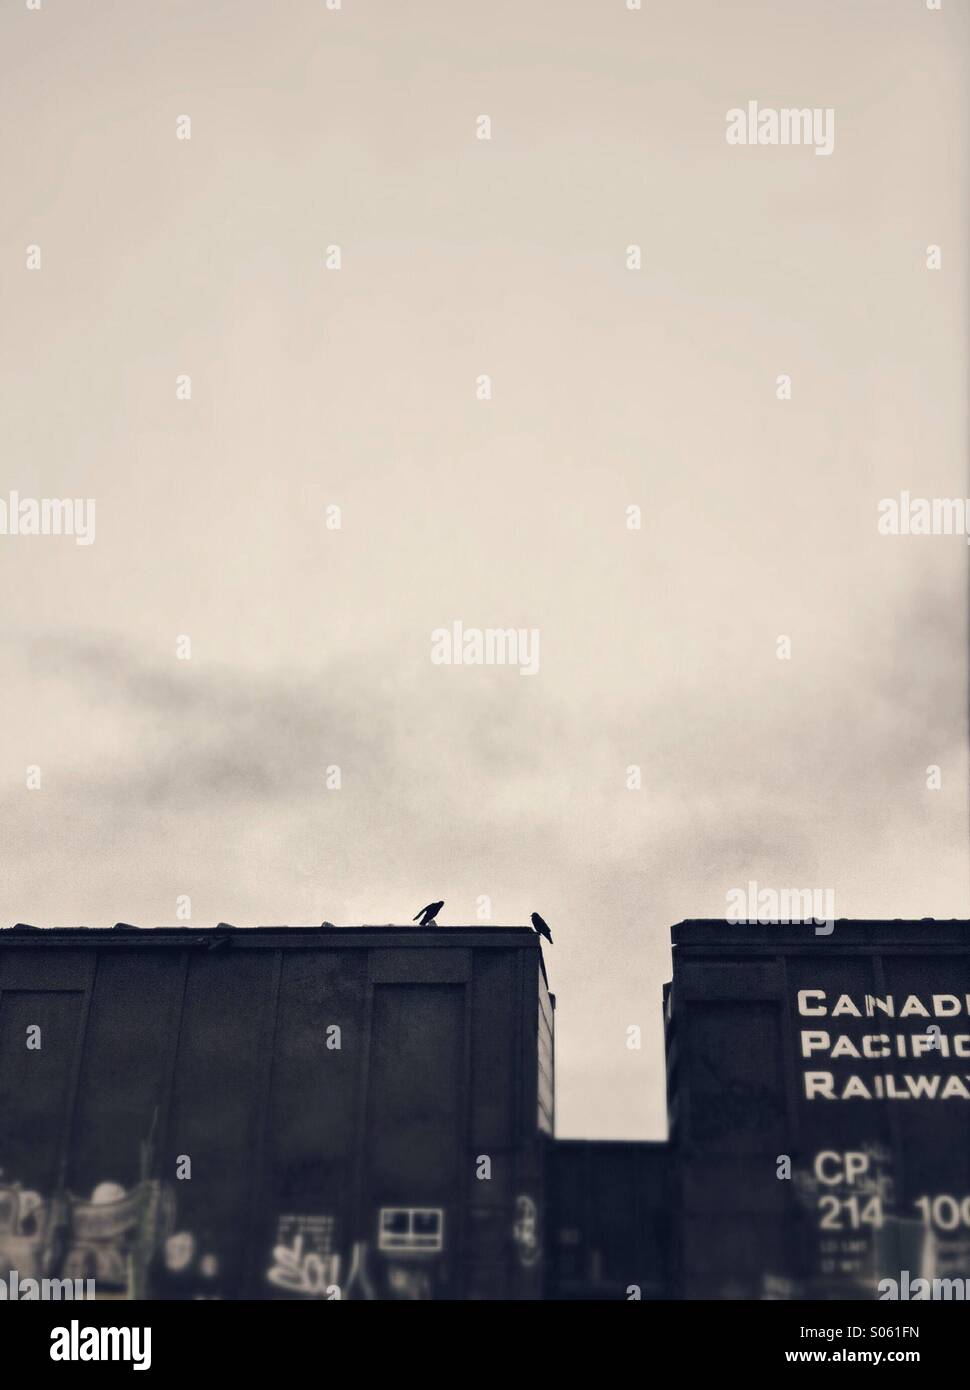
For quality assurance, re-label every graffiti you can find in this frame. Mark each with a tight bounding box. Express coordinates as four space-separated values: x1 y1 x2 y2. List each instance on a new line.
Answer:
0 1182 58 1281
386 1263 432 1299
377 1206 444 1252
64 1180 174 1297
344 1239 376 1300
152 1230 223 1299
267 1214 339 1297
164 1230 197 1274
267 1234 338 1296
0 1174 174 1300
513 1195 540 1267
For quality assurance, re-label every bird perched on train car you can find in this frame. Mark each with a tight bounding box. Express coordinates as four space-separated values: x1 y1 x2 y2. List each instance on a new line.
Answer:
413 901 444 926
530 912 553 944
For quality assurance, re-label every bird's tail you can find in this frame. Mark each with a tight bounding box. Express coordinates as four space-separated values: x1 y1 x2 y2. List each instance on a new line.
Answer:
412 910 422 922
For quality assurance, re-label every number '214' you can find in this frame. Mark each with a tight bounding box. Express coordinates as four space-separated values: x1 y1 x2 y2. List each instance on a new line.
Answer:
818 1195 884 1230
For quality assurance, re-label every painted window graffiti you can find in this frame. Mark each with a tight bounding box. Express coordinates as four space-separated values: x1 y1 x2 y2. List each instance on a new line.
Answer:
377 1207 444 1253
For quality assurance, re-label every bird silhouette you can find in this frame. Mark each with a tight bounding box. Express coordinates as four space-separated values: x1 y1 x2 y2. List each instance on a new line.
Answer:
413 901 444 926
530 912 553 944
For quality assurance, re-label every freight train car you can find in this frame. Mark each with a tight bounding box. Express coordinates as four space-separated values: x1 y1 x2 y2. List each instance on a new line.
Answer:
546 1140 670 1299
665 920 970 1299
0 924 553 1300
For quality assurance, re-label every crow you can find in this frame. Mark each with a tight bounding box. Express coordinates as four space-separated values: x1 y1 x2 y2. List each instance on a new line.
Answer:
413 901 444 926
530 912 553 944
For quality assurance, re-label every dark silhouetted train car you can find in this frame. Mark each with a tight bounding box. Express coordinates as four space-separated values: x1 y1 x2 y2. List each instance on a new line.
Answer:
0 925 552 1300
546 1139 670 1299
666 920 970 1299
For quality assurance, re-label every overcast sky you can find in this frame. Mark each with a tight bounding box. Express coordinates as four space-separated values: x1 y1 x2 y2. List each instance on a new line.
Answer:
1 0 967 1138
